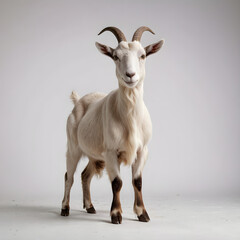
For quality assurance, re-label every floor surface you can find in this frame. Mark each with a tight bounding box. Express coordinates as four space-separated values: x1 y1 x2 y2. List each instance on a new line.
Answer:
0 196 240 240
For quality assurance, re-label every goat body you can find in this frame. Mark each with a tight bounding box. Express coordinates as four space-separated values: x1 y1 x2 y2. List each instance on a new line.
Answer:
71 85 151 164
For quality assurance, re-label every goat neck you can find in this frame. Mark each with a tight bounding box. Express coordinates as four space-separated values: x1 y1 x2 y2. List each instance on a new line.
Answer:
117 75 144 114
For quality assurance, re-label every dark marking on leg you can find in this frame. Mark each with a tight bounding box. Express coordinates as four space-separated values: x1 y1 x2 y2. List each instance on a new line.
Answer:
110 177 123 224
112 177 122 194
134 176 142 191
133 176 150 222
65 172 68 181
133 176 144 207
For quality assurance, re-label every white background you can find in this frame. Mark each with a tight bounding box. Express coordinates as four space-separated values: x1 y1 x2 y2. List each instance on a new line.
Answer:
0 0 240 203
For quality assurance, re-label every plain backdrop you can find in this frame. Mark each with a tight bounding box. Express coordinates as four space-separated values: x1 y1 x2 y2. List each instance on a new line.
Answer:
0 0 240 202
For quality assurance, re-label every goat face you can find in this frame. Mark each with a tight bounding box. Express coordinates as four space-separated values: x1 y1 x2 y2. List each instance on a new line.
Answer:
114 41 146 88
96 27 164 89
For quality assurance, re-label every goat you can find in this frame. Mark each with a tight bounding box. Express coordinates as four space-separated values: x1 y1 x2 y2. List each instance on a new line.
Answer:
61 26 164 224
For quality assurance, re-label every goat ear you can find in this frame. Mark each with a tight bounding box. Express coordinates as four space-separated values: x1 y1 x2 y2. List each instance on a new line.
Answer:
145 40 164 57
95 42 114 59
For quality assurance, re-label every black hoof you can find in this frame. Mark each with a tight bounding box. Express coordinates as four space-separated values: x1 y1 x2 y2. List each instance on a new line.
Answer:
138 210 150 222
111 212 122 224
61 208 69 216
86 206 96 214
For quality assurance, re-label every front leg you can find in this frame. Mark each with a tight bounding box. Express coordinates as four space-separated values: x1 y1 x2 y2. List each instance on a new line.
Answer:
105 150 123 224
132 146 150 222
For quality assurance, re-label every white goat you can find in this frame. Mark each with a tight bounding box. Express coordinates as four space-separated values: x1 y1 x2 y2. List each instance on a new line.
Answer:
61 26 164 224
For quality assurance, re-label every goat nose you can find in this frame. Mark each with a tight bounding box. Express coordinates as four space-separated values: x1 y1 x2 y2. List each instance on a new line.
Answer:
126 72 135 78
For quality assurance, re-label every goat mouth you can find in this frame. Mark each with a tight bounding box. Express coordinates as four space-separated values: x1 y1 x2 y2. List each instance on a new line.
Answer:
122 78 138 87
126 81 136 85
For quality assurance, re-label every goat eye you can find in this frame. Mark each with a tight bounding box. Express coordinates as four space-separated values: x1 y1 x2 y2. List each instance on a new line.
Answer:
113 55 119 61
140 54 146 60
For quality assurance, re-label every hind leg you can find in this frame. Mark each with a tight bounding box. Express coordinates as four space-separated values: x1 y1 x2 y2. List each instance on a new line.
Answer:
61 148 82 216
81 158 105 213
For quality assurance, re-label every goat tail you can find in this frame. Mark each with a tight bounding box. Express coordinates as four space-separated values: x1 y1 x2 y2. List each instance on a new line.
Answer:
70 91 80 105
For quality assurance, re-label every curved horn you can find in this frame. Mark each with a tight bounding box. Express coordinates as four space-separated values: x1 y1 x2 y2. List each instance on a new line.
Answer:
132 26 155 42
98 26 127 43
